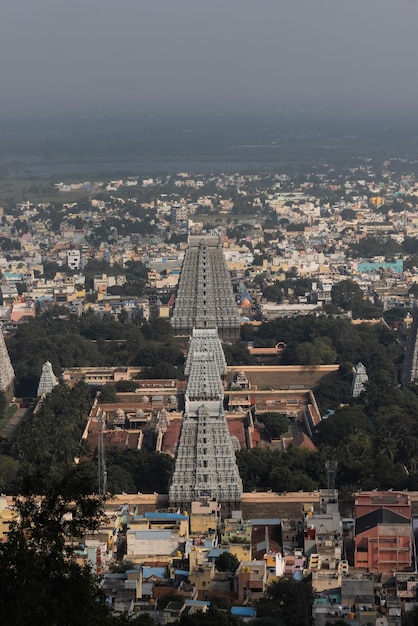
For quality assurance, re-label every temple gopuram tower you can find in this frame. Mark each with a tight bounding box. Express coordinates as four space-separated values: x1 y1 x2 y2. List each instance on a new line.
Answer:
37 361 59 397
171 235 240 340
351 362 368 397
0 330 14 402
169 329 243 511
401 308 418 387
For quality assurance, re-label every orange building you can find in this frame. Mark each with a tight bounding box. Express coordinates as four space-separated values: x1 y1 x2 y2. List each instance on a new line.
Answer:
354 491 412 573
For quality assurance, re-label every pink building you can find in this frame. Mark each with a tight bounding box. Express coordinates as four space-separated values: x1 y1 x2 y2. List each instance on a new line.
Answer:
354 491 412 573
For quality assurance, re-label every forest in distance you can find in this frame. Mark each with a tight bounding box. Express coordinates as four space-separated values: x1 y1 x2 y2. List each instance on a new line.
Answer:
0 306 417 502
3 111 418 178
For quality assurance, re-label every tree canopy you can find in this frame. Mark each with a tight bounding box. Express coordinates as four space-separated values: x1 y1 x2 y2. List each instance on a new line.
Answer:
255 577 313 626
236 314 418 496
256 412 290 440
215 551 240 573
6 311 184 396
0 468 143 625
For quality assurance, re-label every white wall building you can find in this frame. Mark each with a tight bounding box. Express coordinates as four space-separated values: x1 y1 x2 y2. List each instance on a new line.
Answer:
67 249 81 270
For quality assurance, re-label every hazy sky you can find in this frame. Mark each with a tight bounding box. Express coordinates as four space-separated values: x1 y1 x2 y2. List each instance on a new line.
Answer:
1 0 418 114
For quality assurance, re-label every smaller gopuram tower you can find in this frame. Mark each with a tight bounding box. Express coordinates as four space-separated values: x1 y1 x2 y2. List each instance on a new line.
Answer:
351 362 368 397
37 361 59 397
0 329 15 402
401 308 418 387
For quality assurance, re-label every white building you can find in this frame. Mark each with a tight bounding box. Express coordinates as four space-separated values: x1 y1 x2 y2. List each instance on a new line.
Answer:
67 250 81 270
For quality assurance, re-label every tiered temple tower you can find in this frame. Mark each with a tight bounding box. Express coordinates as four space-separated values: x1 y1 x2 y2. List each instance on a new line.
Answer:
351 362 368 397
0 330 14 402
171 235 240 340
169 328 243 510
37 361 59 397
401 308 418 387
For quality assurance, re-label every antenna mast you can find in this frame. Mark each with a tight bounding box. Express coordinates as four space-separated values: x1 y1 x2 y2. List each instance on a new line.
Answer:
325 460 338 491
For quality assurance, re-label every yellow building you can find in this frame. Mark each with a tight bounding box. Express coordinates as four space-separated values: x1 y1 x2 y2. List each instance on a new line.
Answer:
190 501 218 535
369 196 384 208
0 496 17 540
188 548 215 590
221 522 252 562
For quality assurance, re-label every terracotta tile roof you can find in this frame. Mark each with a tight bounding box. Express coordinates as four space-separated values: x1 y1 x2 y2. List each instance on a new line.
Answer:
83 420 142 454
162 419 182 454
103 430 142 450
153 586 177 600
291 431 316 451
227 417 246 448
251 425 262 446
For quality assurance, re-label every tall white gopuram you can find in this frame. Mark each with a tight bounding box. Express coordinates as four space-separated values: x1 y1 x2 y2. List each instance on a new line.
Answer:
171 235 240 340
169 329 243 508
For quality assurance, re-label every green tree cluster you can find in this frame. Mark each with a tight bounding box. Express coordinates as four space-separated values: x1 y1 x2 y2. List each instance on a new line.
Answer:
293 338 337 365
6 381 94 493
223 342 256 366
215 551 240 573
256 412 290 440
0 469 155 625
105 449 174 494
247 315 402 375
236 315 418 494
260 278 312 304
349 235 402 259
236 447 321 493
0 381 175 495
331 279 382 319
255 577 313 626
6 311 183 396
239 384 418 495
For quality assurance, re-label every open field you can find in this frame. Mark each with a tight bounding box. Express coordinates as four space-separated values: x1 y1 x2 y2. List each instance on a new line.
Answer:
0 177 89 207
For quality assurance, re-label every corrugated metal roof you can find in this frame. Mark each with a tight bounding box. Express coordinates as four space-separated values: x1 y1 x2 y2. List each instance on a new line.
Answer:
143 566 166 579
132 530 172 540
185 600 211 607
207 548 228 559
145 512 188 521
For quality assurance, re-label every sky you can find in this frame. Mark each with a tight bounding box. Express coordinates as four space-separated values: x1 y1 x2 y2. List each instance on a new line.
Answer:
1 0 418 115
